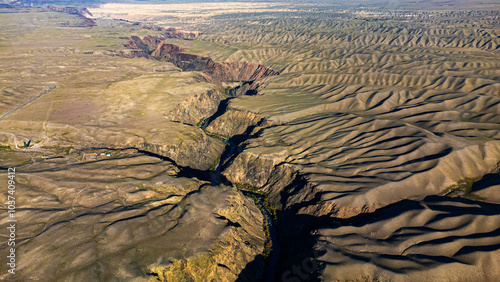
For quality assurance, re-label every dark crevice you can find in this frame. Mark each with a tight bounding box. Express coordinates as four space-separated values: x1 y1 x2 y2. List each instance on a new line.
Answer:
187 82 284 281
136 149 213 182
117 39 284 280
215 214 242 228
471 171 500 192
269 175 325 282
201 97 235 130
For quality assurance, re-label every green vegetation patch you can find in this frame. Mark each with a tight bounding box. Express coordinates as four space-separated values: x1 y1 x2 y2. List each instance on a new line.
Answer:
0 145 12 150
263 197 277 222
208 156 220 171
64 146 74 155
235 183 261 192
196 117 208 128
443 177 485 201
240 190 275 260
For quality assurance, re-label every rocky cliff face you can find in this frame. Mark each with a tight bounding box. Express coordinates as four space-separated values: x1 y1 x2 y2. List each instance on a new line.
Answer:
151 42 212 72
149 42 280 82
137 132 225 171
223 150 289 189
205 109 267 138
149 189 266 281
122 37 279 83
170 89 226 126
0 150 265 281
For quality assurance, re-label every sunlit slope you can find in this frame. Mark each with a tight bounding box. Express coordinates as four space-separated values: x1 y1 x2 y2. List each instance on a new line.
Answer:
0 150 265 281
213 13 500 210
200 9 500 280
0 8 265 281
319 196 500 281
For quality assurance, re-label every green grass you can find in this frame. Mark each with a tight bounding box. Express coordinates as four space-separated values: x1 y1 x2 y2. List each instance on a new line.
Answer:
443 177 485 201
208 156 220 171
245 192 273 259
196 117 207 128
263 196 277 222
64 146 74 155
235 183 261 192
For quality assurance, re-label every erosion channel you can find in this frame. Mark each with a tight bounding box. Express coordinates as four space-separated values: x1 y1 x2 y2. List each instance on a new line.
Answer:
125 36 284 280
198 85 280 282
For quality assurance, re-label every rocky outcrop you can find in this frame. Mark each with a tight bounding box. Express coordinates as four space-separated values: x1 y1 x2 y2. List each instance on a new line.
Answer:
232 81 264 96
205 109 268 138
137 131 225 171
124 35 154 53
140 35 165 50
122 38 279 82
149 189 266 281
171 89 226 126
124 29 200 54
129 28 200 44
205 61 280 82
223 150 289 189
151 42 212 72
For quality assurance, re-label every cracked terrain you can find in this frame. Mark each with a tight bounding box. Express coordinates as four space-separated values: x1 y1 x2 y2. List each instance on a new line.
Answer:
1 0 500 281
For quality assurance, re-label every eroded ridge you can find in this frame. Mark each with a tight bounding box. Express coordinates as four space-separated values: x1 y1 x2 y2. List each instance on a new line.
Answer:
1 2 500 281
122 35 280 82
0 149 265 281
319 196 500 281
193 8 500 282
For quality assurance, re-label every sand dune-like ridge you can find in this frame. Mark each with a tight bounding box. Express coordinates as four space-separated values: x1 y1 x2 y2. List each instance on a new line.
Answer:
318 196 500 281
203 11 500 51
202 9 500 280
0 150 264 281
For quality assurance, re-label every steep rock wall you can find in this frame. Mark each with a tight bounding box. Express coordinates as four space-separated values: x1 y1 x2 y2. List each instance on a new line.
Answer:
171 89 226 126
205 109 267 138
123 37 279 82
150 188 266 281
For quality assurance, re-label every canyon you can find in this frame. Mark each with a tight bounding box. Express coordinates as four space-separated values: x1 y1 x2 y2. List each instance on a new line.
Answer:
1 1 500 281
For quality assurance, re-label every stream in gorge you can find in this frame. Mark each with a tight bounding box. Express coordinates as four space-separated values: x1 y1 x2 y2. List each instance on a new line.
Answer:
198 86 281 281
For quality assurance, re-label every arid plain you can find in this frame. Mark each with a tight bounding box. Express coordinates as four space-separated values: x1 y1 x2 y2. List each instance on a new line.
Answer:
1 0 500 281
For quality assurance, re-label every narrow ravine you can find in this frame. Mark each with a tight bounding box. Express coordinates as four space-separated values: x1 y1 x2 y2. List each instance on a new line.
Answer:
241 189 280 282
196 85 281 281
122 37 283 279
